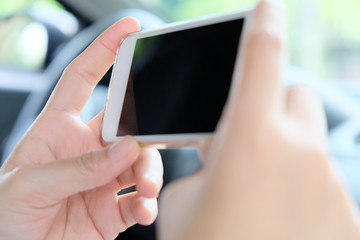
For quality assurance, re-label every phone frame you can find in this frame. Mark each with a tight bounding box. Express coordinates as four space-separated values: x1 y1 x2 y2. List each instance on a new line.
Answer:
102 7 253 147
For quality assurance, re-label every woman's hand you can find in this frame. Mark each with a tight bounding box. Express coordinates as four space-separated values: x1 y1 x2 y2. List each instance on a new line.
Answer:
158 0 360 239
0 17 163 240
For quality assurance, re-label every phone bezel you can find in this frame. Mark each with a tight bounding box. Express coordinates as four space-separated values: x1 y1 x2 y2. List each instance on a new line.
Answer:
102 7 253 147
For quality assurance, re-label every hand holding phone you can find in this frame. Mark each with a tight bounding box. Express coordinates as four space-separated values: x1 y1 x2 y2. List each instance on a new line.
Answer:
102 8 252 147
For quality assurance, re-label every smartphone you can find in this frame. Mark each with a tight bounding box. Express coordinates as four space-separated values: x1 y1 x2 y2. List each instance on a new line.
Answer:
102 8 252 147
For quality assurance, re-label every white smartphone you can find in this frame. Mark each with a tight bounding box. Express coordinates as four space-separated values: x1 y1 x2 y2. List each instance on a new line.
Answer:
102 8 252 148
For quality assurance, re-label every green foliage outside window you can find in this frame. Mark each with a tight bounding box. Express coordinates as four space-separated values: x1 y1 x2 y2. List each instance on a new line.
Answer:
1 0 359 79
0 0 62 17
165 0 360 79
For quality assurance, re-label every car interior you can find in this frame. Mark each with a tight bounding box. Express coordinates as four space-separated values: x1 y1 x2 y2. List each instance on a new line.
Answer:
1 0 360 239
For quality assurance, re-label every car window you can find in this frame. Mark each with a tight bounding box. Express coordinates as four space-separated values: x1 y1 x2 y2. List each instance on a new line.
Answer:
0 15 48 71
0 0 77 71
1 0 359 80
140 0 360 81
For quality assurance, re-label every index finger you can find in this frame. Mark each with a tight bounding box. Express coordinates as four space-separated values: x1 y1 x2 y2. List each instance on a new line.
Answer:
46 17 141 114
230 0 287 115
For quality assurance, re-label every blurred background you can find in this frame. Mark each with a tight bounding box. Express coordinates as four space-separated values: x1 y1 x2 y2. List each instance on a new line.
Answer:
1 1 360 239
0 0 359 80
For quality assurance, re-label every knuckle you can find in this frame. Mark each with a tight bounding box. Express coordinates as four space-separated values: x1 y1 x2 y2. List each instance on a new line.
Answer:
247 27 285 53
64 63 98 88
288 85 321 104
7 167 32 193
225 104 279 139
75 150 108 179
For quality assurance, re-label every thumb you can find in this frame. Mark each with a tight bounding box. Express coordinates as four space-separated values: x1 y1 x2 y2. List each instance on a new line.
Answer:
19 136 140 205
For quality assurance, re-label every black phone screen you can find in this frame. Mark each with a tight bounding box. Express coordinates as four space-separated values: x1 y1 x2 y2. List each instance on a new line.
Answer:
117 18 245 136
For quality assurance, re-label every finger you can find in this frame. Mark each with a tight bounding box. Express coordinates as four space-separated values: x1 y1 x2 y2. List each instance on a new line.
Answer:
204 0 287 168
87 110 104 140
285 86 327 143
118 192 158 227
46 17 141 114
18 136 140 205
134 147 163 198
229 0 287 115
116 147 163 198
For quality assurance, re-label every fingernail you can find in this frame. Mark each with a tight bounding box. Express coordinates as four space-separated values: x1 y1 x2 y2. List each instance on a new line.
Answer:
108 136 139 162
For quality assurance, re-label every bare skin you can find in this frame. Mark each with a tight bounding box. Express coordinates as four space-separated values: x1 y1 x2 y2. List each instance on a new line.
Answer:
158 0 360 239
1 1 360 240
0 17 163 240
